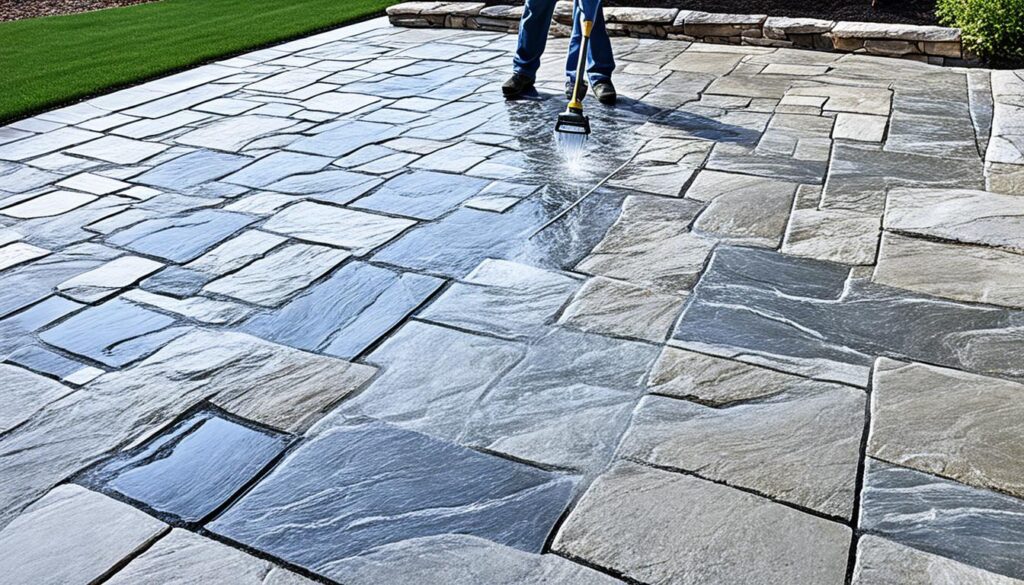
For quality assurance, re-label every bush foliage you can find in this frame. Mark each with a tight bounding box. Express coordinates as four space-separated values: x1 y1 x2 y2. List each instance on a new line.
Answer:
936 0 1024 64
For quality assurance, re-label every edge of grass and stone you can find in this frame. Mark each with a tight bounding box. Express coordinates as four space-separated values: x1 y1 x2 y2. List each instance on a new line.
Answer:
0 0 399 124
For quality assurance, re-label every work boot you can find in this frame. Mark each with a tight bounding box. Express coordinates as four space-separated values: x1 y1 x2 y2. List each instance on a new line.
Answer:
502 73 534 98
592 79 617 105
565 78 588 100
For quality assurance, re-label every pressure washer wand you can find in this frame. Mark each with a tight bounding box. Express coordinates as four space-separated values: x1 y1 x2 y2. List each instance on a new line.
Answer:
554 2 595 136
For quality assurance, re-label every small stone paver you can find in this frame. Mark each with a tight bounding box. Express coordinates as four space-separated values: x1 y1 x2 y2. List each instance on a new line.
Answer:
558 276 685 343
57 255 163 303
82 410 289 522
262 201 414 254
0 191 96 219
418 258 580 340
204 243 349 306
0 241 49 270
552 461 851 584
0 484 166 585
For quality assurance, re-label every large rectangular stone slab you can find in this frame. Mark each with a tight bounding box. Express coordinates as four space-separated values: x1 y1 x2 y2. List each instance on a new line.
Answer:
884 188 1024 253
351 170 489 220
207 421 577 578
107 209 256 262
204 243 349 307
672 246 1024 386
619 387 864 519
552 461 850 585
240 261 443 359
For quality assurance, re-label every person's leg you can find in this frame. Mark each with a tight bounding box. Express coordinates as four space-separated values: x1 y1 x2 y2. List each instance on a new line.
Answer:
585 4 615 84
513 0 558 80
564 3 614 83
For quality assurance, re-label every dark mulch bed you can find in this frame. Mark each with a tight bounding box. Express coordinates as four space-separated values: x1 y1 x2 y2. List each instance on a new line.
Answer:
0 0 158 22
482 0 939 26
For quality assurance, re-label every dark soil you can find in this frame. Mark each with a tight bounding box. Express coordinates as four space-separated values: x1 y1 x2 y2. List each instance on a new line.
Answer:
482 0 939 26
0 0 159 22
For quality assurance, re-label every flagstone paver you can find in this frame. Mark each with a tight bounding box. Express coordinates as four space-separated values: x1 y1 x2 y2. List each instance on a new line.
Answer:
2 15 1024 584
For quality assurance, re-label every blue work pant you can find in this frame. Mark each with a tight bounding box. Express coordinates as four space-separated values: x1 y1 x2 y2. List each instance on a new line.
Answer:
512 0 615 83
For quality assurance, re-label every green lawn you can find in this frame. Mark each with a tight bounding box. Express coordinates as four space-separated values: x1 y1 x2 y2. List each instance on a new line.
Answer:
0 0 397 123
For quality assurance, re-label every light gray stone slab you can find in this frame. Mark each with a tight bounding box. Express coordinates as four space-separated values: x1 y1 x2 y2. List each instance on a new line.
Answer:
553 461 851 585
111 110 210 139
222 151 333 188
57 172 130 195
324 534 622 585
262 201 414 254
302 92 381 114
870 358 1024 499
0 364 73 433
0 485 166 585
575 195 712 294
176 115 300 152
0 127 101 161
324 320 524 441
419 259 580 340
873 232 1024 309
0 191 97 219
57 256 163 303
620 387 865 518
105 529 317 585
124 83 241 118
460 328 659 472
558 276 685 343
0 241 50 270
203 243 349 306
853 535 1024 585
185 229 287 275
884 188 1024 253
834 113 887 142
66 135 170 164
123 289 253 325
247 68 331 93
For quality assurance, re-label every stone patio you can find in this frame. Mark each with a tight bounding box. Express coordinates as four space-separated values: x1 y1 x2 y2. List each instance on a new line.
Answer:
1 15 1024 584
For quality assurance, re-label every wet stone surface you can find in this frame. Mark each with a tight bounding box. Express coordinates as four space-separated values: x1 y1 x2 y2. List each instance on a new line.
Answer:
208 420 577 579
2 17 1023 584
81 410 290 523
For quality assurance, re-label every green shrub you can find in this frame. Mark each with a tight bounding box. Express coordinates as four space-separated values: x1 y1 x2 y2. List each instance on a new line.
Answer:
936 0 1024 65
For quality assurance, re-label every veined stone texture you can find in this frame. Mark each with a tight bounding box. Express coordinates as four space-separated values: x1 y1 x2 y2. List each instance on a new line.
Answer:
203 243 349 306
859 458 1024 580
558 276 686 343
619 387 865 518
0 485 166 585
553 461 851 585
208 421 577 580
853 535 1024 585
105 529 319 585
869 358 1024 498
873 232 1024 309
884 188 1024 252
0 364 73 433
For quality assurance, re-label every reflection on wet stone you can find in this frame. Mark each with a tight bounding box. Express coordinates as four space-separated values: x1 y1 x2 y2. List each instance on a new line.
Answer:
208 420 577 579
82 410 289 522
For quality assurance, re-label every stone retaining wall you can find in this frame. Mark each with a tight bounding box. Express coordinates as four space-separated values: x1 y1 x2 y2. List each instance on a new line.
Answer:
386 2 977 66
